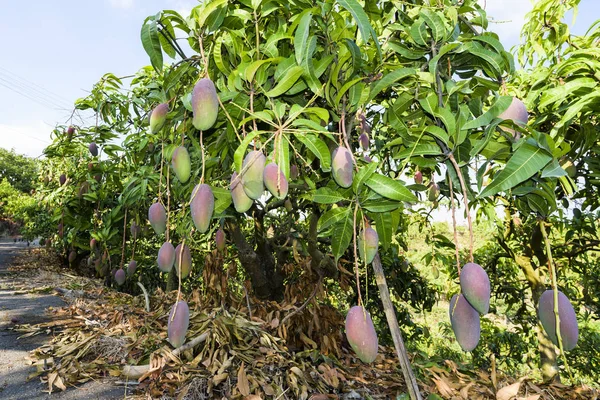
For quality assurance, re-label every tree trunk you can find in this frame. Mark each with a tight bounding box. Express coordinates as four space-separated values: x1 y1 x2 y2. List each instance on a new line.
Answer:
226 219 284 300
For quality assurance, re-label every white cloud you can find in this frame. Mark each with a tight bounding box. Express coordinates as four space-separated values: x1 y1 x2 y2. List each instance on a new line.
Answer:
108 0 135 9
0 122 53 158
478 0 533 49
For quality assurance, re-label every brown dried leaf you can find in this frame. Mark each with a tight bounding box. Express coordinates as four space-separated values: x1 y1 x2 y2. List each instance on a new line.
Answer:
496 379 523 400
237 362 250 396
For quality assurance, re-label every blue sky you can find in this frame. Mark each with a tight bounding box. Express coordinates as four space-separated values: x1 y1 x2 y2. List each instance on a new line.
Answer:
0 0 598 158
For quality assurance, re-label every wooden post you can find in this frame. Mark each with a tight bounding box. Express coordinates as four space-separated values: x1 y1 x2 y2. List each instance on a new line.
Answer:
372 253 422 400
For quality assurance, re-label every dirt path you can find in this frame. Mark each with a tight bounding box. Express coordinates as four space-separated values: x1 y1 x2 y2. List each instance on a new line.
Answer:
0 240 131 399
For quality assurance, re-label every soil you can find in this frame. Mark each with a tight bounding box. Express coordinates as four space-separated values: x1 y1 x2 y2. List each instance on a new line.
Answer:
0 239 132 399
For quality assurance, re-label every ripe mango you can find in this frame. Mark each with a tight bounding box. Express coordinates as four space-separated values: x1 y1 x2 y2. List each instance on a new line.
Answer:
115 268 126 286
175 243 192 278
230 172 253 213
345 306 378 363
263 163 288 200
414 170 423 185
358 227 378 265
150 103 169 134
157 242 175 272
191 78 219 131
89 142 98 157
538 290 579 351
148 202 167 234
290 164 299 180
168 300 190 348
498 97 528 139
359 133 369 150
241 151 266 199
215 228 226 252
449 294 481 351
67 126 75 139
331 146 353 188
127 260 137 276
460 263 491 315
190 184 214 233
171 146 191 183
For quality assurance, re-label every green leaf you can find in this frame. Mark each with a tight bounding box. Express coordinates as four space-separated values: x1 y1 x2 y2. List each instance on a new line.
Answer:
211 186 232 214
141 18 163 72
479 142 553 197
374 212 393 251
294 134 331 172
365 173 417 202
312 187 346 204
294 11 313 65
337 0 381 58
353 162 378 194
234 131 261 173
318 207 350 231
265 66 305 97
462 96 512 131
361 199 400 213
541 158 568 178
368 68 415 102
275 134 290 179
192 0 228 29
331 212 354 262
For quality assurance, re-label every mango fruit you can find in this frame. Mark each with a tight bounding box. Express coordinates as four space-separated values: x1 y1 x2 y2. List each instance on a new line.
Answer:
191 78 219 131
359 133 369 150
332 146 353 188
460 262 491 315
498 97 528 139
68 250 76 264
172 146 191 183
538 290 579 351
115 268 126 286
230 172 253 213
358 227 378 265
127 260 137 276
67 126 75 139
290 164 299 180
59 174 66 186
345 306 378 363
449 294 481 352
90 238 97 251
428 182 439 201
241 151 266 199
89 142 98 157
150 103 169 134
167 301 190 348
157 241 175 272
263 163 288 200
175 243 192 278
414 170 423 185
148 202 167 234
190 184 214 233
215 228 226 252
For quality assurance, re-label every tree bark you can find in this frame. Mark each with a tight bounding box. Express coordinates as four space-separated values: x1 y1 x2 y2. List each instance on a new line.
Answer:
226 219 284 300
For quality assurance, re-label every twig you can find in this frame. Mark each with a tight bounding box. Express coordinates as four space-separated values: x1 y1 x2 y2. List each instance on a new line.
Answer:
372 254 422 400
448 153 474 262
136 282 150 312
448 174 461 276
122 331 210 380
281 281 319 326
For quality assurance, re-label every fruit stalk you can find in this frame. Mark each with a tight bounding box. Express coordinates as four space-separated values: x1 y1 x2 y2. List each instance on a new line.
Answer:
372 253 422 400
448 173 461 276
448 153 474 263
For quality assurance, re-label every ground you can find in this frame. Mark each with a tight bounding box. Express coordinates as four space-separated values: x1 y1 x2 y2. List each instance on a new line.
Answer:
0 239 131 399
